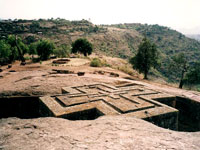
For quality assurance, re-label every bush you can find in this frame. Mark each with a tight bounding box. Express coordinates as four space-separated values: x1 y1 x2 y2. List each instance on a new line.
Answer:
24 36 37 45
7 35 19 62
53 44 70 58
36 39 55 60
0 35 29 64
24 56 31 60
117 65 135 76
90 58 102 67
7 35 28 63
185 61 200 84
0 40 11 64
100 59 111 67
29 42 37 56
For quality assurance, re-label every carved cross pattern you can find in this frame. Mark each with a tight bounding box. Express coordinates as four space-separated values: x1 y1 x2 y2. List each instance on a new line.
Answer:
39 83 178 122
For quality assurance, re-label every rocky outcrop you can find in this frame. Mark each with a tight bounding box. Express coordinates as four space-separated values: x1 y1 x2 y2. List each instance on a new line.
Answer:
0 116 200 150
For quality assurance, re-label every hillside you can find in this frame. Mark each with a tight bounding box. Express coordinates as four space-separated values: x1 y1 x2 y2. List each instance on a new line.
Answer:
1 19 200 81
111 23 200 81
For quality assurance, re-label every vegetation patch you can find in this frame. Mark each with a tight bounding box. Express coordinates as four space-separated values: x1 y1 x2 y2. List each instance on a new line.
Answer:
116 65 135 76
90 58 102 67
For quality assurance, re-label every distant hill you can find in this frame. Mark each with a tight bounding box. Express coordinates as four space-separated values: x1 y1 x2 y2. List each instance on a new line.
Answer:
186 34 200 41
1 19 200 81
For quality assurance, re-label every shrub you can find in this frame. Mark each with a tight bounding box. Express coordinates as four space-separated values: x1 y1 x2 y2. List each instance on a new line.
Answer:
7 35 19 62
24 36 37 45
36 39 55 60
53 44 70 58
24 56 31 60
185 61 200 84
7 35 28 63
0 40 11 64
100 59 111 67
90 58 102 67
29 42 37 56
117 65 135 76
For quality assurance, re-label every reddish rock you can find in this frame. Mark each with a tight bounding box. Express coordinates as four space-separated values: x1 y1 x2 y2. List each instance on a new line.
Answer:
0 116 199 150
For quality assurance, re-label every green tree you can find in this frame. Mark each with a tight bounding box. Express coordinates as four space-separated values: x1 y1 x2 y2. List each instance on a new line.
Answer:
71 38 93 56
24 36 37 45
185 61 200 85
7 35 19 62
29 42 37 58
36 39 55 60
130 37 159 79
0 40 11 64
7 35 28 63
30 21 40 33
17 38 28 56
168 53 187 88
53 44 70 58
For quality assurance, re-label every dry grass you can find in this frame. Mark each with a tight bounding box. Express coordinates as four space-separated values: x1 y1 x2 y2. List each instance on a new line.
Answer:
116 65 135 76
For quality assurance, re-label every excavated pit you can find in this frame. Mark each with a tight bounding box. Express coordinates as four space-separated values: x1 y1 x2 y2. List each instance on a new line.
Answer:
0 95 199 132
0 96 41 119
60 108 104 120
0 96 104 120
154 96 200 132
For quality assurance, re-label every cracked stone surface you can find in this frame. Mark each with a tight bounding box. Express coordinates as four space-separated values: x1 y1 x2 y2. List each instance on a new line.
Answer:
0 116 200 150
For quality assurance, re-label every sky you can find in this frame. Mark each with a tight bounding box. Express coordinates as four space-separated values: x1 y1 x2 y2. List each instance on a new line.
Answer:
0 0 200 34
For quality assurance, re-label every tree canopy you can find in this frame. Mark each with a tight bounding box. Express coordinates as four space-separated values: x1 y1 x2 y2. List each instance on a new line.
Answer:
1 35 28 63
168 53 188 88
53 44 70 58
130 37 159 79
0 40 11 64
185 61 200 85
36 39 55 60
71 38 93 56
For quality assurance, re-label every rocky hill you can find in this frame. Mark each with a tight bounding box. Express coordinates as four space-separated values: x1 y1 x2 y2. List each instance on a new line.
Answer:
1 19 200 81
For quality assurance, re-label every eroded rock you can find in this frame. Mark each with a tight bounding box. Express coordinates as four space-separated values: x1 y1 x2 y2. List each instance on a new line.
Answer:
0 116 199 150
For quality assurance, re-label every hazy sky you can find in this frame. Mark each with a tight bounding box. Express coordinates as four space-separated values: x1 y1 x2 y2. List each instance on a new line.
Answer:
0 0 200 34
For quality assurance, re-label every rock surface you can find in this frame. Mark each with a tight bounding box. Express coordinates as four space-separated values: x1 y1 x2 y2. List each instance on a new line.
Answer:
1 59 200 150
0 116 200 150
